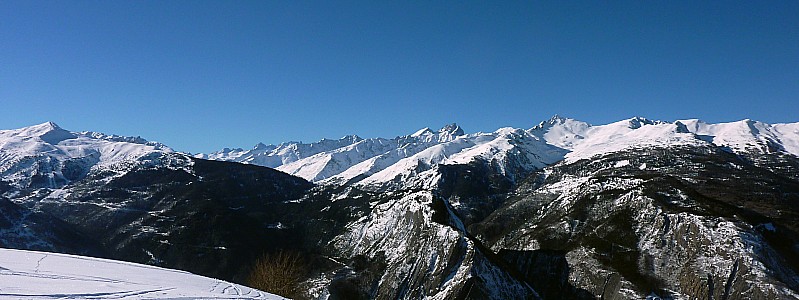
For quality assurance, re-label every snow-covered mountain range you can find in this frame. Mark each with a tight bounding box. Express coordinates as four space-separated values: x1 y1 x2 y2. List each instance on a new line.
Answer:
201 115 799 187
1 117 798 299
0 121 176 190
5 116 794 192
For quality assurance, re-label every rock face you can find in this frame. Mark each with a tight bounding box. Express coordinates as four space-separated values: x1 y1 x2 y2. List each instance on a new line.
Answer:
329 190 533 299
1 118 798 299
0 197 102 256
473 146 799 299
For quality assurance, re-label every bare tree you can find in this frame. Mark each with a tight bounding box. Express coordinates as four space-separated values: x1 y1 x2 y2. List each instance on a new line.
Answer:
247 250 307 299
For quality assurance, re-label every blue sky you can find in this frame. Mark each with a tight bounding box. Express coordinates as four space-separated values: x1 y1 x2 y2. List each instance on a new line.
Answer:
2 1 797 153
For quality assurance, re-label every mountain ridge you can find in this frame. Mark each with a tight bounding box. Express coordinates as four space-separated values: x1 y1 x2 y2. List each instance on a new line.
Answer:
0 122 175 191
199 116 799 187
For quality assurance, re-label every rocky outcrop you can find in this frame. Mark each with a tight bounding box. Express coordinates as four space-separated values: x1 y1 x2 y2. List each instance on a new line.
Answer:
330 191 534 299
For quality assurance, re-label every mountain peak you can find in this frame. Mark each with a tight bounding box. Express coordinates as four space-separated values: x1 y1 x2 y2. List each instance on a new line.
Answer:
42 121 61 129
253 142 271 150
438 123 464 136
531 114 582 131
28 121 62 132
340 134 363 143
12 122 76 144
626 116 662 129
549 114 566 123
411 127 434 137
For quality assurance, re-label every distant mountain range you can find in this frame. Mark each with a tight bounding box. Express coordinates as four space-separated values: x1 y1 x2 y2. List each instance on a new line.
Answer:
200 115 799 185
1 116 798 299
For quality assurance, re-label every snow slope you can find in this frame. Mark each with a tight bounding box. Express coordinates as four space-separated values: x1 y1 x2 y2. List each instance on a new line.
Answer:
530 116 706 162
679 118 799 155
0 248 281 299
531 115 799 161
351 127 565 189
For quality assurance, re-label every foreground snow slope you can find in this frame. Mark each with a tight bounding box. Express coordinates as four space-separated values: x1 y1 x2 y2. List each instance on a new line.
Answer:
0 248 282 299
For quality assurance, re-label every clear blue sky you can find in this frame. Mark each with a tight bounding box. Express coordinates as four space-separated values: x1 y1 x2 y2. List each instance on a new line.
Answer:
2 1 797 153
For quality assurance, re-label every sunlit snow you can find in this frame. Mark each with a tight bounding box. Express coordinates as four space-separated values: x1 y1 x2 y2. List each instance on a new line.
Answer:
0 248 281 299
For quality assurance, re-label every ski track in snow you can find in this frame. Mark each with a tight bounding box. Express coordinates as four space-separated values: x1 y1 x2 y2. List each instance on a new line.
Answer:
0 248 283 299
